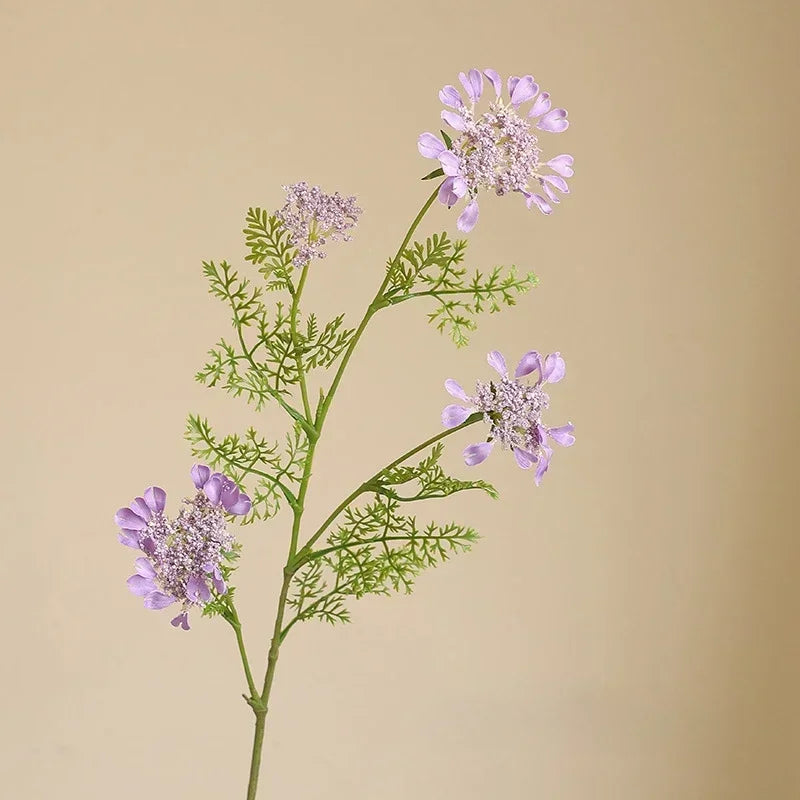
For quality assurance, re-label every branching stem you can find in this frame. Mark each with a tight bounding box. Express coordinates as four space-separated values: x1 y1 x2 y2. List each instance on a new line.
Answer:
242 185 442 799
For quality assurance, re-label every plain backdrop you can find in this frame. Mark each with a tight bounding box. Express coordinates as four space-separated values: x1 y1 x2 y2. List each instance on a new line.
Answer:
2 0 798 798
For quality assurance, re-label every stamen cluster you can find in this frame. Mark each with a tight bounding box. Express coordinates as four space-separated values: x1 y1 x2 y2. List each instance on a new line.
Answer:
472 376 548 453
441 350 575 484
276 181 362 267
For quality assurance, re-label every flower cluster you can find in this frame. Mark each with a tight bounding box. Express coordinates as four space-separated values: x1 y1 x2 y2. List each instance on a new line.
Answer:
114 466 251 630
418 68 574 232
442 350 575 484
275 181 362 268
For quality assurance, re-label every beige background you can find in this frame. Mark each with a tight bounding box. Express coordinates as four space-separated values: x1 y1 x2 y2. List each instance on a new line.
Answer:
2 0 798 797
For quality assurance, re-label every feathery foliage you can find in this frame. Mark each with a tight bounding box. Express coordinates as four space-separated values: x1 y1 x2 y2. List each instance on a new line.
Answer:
382 231 537 347
285 495 479 631
284 444 495 630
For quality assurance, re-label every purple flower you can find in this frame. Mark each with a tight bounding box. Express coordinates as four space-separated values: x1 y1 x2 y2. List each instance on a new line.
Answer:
192 466 252 516
114 465 249 630
442 350 575 484
275 182 362 268
417 68 573 231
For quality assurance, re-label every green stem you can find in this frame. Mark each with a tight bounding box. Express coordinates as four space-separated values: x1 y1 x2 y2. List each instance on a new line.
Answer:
228 603 259 701
246 712 266 800
313 185 441 430
242 185 441 800
289 264 314 423
296 413 481 561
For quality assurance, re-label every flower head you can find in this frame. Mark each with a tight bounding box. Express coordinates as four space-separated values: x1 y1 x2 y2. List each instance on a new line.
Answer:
418 68 574 232
114 466 251 630
442 350 575 484
276 181 362 268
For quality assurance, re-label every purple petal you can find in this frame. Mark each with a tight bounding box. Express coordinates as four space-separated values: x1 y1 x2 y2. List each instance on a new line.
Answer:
204 474 222 505
129 497 151 522
212 571 227 594
438 150 461 177
548 423 576 447
547 154 574 178
537 108 569 133
541 174 569 194
418 132 446 159
438 176 459 207
439 85 464 109
140 536 155 556
525 192 553 215
227 493 252 516
114 507 147 531
464 441 494 467
483 68 502 97
452 176 468 198
445 378 470 402
457 199 479 232
515 350 541 378
118 529 141 548
510 75 538 107
441 109 467 132
458 69 483 103
541 182 561 204
127 574 157 596
534 444 553 485
442 404 471 428
186 574 211 604
134 557 156 578
143 486 166 513
513 448 538 470
507 75 520 98
528 92 551 118
542 352 566 383
486 350 507 377
191 464 211 489
220 483 241 512
144 591 176 610
171 611 190 631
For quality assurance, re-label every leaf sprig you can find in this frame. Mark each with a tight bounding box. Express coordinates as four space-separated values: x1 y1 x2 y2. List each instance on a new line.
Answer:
285 495 479 631
382 231 537 347
284 442 495 630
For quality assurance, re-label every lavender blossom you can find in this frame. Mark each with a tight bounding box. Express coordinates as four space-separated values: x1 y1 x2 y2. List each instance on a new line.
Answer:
442 350 575 484
114 466 250 630
418 68 574 232
275 181 362 268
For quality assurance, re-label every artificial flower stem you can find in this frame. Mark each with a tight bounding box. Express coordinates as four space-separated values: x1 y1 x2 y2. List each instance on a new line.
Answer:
243 186 442 800
245 567 292 799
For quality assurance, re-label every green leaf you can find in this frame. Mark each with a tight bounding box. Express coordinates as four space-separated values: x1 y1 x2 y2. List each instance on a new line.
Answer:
371 442 498 501
285 444 492 629
286 493 480 629
242 208 296 292
294 312 355 371
421 167 445 181
382 232 538 347
440 129 453 149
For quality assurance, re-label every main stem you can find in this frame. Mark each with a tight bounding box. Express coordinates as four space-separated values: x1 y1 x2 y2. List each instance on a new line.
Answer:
242 184 441 799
